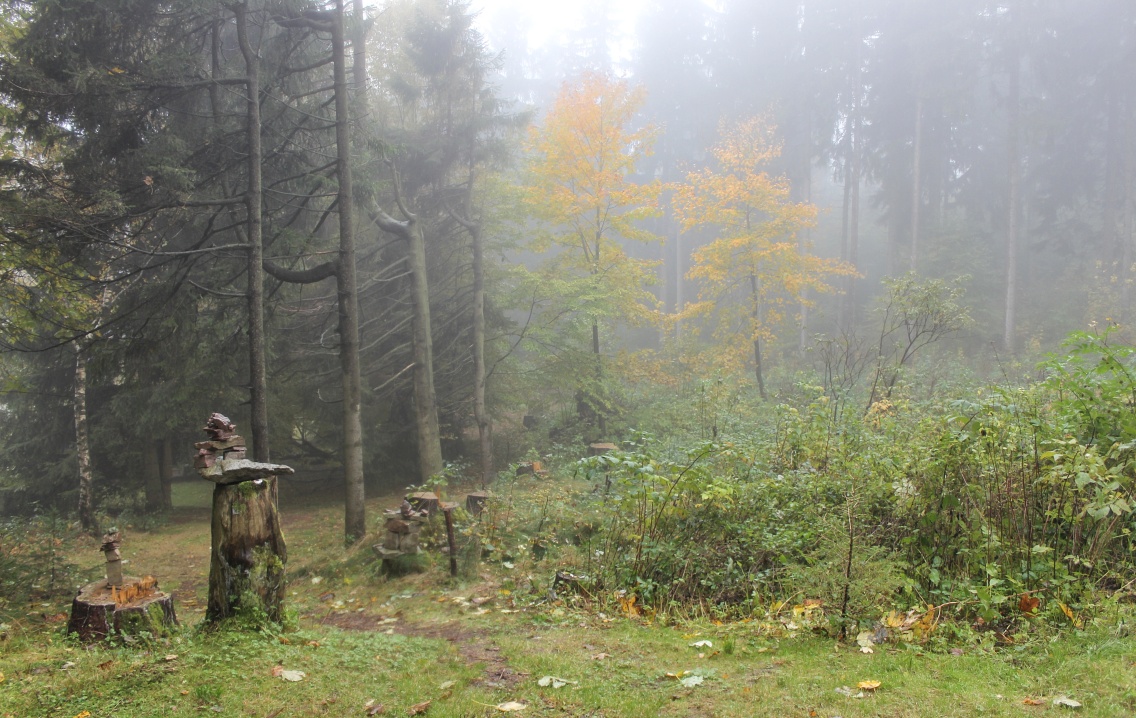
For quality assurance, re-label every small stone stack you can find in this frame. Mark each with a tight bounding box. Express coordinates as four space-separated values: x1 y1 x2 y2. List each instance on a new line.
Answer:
374 500 427 559
101 531 124 587
194 413 293 485
194 413 246 468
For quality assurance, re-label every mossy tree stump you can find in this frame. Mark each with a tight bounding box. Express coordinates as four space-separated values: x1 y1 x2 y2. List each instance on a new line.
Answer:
68 576 177 642
196 413 291 625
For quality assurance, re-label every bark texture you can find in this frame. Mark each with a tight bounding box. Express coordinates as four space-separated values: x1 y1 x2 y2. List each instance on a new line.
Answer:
206 478 287 624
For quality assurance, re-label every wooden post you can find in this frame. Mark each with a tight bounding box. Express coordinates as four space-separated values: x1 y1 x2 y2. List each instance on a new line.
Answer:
442 504 458 578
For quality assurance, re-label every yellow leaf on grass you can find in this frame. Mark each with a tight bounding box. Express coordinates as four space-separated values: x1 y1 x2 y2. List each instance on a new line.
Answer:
495 701 526 712
1058 602 1084 628
857 680 881 691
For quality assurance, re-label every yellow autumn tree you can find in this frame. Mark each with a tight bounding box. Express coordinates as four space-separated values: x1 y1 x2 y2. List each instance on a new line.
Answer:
673 116 855 397
519 72 661 428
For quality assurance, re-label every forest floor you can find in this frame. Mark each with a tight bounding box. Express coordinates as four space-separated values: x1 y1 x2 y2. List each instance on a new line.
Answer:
0 477 1134 717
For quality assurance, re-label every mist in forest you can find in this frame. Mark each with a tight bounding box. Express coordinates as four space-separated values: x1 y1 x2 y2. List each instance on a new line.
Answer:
0 0 1132 528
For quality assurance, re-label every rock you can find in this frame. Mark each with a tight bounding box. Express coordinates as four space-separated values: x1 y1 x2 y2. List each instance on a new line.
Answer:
198 458 294 485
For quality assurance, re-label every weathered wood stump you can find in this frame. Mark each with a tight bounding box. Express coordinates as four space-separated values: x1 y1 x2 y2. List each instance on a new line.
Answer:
516 460 547 477
465 492 489 516
407 491 439 516
68 576 177 642
588 442 618 456
196 413 290 625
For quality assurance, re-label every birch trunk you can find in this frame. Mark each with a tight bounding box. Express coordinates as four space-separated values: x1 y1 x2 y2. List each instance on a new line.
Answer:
73 342 95 533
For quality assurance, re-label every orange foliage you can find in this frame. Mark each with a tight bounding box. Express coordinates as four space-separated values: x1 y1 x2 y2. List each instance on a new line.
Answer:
521 72 663 330
672 116 856 378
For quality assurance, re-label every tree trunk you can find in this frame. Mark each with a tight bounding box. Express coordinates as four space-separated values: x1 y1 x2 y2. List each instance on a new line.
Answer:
1004 41 1021 354
206 478 287 624
330 1 367 543
159 438 174 511
470 220 493 485
73 342 95 533
143 440 163 512
235 2 270 461
408 221 444 483
911 89 924 272
750 274 767 400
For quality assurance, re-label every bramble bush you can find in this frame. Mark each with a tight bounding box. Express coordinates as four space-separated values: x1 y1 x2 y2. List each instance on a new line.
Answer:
533 329 1135 631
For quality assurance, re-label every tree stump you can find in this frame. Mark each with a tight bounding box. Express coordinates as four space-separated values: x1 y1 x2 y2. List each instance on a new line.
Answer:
68 576 177 642
588 442 617 456
206 478 287 624
196 414 290 625
407 491 439 515
465 492 489 516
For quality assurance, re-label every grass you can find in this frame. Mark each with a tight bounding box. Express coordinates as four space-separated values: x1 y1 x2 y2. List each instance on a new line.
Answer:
1 476 1134 717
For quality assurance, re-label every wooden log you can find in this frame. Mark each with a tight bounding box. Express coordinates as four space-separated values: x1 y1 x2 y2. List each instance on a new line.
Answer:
67 577 177 643
206 477 287 624
442 505 458 578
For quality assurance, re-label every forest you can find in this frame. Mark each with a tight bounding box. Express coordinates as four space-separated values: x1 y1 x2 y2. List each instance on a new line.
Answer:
0 0 1134 716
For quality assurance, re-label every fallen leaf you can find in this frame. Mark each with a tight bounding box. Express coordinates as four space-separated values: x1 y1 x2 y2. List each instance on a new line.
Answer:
270 665 285 678
407 700 431 715
1023 698 1045 706
164 654 178 662
857 680 881 691
61 662 76 670
537 675 576 688
689 640 713 648
72 712 91 718
439 680 455 690
679 675 704 688
1018 595 1040 614
279 670 306 682
1057 602 1083 628
494 701 526 712
366 702 386 715
311 576 323 584
180 690 189 696
591 653 611 660
1053 696 1082 709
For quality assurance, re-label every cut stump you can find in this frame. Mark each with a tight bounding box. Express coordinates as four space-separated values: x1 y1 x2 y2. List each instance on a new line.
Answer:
207 477 287 624
407 491 439 516
67 576 177 642
588 442 617 456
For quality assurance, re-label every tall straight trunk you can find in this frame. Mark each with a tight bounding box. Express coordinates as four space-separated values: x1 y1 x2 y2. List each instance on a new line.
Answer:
1122 101 1135 321
838 156 852 332
143 440 163 512
470 220 492 485
159 438 174 510
351 0 367 108
847 54 862 330
73 343 94 533
235 2 269 461
331 0 366 543
911 89 924 272
749 274 767 399
1004 43 1021 354
408 221 444 482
